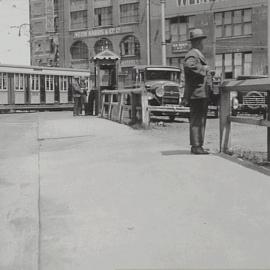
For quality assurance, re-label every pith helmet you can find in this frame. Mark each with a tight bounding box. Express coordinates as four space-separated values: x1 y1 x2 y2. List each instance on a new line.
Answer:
188 28 207 41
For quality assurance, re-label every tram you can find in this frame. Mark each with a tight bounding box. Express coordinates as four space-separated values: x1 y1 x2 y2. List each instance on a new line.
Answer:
0 64 90 109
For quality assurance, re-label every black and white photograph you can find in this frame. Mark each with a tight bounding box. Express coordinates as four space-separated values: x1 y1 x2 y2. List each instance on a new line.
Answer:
1 0 270 269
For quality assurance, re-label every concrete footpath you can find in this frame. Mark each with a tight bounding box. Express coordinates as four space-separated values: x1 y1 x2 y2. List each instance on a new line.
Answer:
1 112 270 270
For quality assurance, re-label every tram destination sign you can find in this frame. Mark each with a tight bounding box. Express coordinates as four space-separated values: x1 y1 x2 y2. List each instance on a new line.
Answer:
74 26 133 39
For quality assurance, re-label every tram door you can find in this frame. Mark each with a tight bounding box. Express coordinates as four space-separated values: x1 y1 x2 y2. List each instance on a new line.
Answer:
8 73 14 104
54 76 60 103
25 74 30 104
14 74 25 104
68 77 73 103
40 75 46 103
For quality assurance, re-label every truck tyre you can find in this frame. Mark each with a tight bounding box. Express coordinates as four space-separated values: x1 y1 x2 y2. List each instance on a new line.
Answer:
169 115 175 122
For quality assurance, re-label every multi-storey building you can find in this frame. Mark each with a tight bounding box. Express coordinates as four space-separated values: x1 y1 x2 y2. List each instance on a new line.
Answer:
165 0 268 79
29 0 268 79
29 0 162 77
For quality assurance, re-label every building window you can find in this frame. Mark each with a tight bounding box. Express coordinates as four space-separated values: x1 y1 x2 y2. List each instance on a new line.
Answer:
70 10 87 30
168 16 194 42
215 9 252 38
94 38 113 54
94 7 112 27
70 41 89 60
14 74 24 91
120 2 139 24
54 0 59 32
0 73 8 90
215 52 252 79
120 35 140 57
70 0 87 11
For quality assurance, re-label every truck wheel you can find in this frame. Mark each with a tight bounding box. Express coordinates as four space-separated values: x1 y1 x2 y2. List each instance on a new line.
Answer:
231 109 237 116
169 116 175 122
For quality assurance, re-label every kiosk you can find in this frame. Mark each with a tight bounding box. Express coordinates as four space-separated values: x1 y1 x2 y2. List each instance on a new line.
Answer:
92 50 120 114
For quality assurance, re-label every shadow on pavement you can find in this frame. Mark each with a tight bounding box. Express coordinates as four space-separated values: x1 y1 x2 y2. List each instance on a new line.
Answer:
161 150 191 156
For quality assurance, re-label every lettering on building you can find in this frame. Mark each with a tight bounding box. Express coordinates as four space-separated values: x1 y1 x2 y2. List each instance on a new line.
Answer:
120 59 140 67
74 26 133 39
171 42 189 53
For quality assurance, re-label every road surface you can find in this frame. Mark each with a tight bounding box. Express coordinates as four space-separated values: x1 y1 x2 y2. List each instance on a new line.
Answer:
1 112 270 270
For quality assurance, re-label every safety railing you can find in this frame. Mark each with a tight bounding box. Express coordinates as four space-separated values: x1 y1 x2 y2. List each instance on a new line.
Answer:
100 88 150 127
219 77 270 161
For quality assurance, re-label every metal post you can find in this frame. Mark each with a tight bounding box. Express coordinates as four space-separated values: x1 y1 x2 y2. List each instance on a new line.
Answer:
146 0 151 65
160 0 166 66
220 87 231 153
268 0 270 160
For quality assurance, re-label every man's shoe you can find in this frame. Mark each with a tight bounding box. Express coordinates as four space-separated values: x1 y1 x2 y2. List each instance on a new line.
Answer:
191 146 209 155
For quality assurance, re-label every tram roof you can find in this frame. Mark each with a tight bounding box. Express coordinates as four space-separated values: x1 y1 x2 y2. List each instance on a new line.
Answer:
133 65 181 72
0 64 90 77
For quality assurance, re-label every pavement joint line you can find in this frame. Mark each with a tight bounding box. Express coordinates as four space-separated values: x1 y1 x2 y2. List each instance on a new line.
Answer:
38 134 95 141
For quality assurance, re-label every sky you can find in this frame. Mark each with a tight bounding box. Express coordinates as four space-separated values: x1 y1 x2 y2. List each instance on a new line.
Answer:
0 0 30 65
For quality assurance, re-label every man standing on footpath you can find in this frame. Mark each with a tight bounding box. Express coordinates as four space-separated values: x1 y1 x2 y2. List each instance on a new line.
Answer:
72 76 83 116
183 28 214 155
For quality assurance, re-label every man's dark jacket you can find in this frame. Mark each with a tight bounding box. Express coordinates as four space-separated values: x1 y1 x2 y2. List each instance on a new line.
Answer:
184 48 210 100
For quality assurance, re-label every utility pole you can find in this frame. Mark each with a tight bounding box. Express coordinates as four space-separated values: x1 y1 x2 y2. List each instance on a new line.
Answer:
146 0 151 65
160 0 166 65
267 0 270 161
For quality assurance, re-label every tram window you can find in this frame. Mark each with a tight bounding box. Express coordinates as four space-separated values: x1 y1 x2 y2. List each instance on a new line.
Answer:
14 74 25 91
31 75 40 91
59 76 68 91
45 75 54 91
0 73 7 90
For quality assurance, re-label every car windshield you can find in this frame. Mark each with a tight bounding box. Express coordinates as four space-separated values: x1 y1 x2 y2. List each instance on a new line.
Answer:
145 70 180 82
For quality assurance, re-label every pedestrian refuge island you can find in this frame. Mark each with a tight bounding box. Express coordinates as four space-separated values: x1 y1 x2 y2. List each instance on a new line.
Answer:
220 77 270 161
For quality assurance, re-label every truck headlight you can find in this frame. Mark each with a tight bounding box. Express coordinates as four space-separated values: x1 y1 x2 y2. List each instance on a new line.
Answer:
232 97 239 110
147 92 154 100
155 86 165 97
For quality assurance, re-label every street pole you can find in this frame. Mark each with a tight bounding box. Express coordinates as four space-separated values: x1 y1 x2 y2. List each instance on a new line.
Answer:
267 0 270 161
160 0 166 66
146 0 151 65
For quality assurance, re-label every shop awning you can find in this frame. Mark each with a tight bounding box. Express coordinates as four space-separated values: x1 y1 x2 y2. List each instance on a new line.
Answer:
93 49 120 61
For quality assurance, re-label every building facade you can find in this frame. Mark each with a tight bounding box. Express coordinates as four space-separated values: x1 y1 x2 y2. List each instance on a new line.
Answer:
29 0 60 67
29 0 269 79
29 0 162 78
165 0 268 79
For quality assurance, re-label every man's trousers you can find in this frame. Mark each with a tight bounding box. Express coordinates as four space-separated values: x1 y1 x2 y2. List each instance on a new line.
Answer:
73 97 81 116
189 98 208 147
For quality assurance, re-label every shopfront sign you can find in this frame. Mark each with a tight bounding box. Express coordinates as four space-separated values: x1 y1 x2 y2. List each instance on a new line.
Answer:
74 26 133 39
120 59 140 67
171 42 189 53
